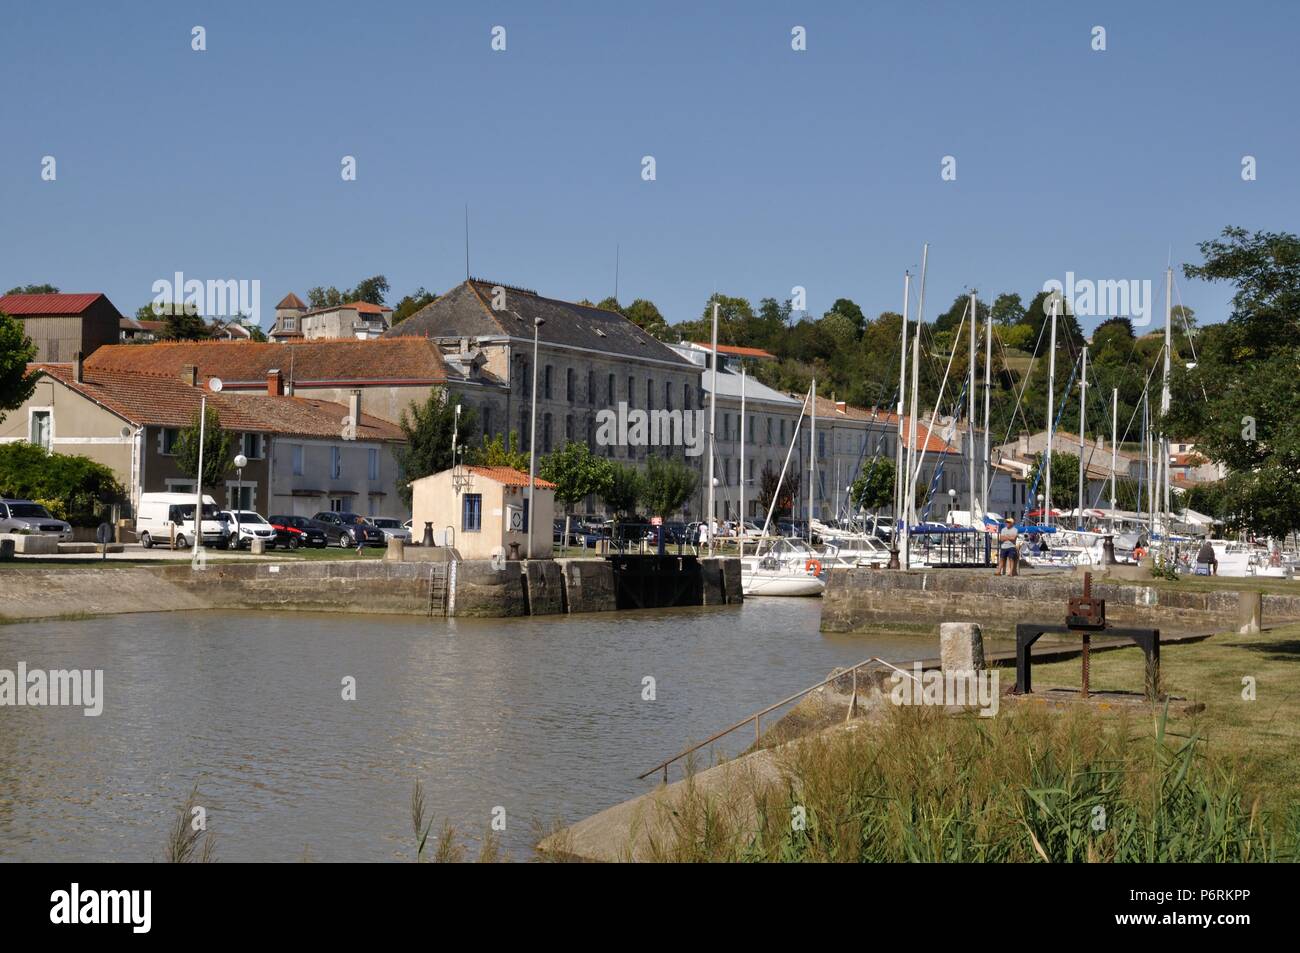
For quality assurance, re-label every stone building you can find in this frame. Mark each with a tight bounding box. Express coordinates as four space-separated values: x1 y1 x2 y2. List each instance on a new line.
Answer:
268 293 392 341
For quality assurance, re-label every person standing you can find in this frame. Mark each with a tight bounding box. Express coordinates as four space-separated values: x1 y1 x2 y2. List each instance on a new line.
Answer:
997 516 1019 576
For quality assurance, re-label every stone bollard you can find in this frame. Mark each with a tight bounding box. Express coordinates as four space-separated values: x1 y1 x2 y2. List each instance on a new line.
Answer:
939 622 986 673
250 537 266 555
0 538 14 561
386 536 405 562
1237 590 1262 635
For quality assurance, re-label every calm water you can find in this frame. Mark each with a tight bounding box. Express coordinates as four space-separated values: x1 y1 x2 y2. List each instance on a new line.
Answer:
0 600 933 861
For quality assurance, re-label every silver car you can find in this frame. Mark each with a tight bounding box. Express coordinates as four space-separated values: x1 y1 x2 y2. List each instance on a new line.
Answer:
0 499 74 540
368 517 411 543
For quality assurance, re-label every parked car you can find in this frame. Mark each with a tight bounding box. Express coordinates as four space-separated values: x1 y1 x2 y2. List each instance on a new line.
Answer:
368 517 411 543
268 515 330 549
0 499 73 541
136 492 229 549
312 511 386 548
218 510 277 549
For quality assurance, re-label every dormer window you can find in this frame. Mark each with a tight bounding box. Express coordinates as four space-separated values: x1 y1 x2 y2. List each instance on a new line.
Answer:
283 317 297 332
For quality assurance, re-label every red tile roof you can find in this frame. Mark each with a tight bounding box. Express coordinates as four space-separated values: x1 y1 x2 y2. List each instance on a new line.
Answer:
688 341 777 360
465 465 556 489
804 393 955 453
84 337 453 388
0 292 106 315
32 363 404 441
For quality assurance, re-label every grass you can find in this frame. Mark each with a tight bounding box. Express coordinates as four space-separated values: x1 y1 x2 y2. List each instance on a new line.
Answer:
637 703 1300 862
1019 625 1300 802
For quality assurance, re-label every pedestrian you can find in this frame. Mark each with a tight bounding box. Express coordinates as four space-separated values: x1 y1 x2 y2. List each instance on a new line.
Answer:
1195 538 1218 576
997 515 1019 576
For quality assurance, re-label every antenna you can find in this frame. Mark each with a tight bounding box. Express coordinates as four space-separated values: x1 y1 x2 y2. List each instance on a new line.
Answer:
614 243 620 301
464 204 470 280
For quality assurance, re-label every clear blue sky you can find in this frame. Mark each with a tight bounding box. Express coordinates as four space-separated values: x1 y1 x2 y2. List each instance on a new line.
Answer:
2 0 1296 332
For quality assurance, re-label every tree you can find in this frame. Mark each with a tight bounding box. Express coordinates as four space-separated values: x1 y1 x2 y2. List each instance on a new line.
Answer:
308 275 391 309
824 298 866 335
1026 451 1083 511
0 442 125 526
394 389 477 505
0 312 37 424
470 432 529 471
143 302 209 340
849 458 894 515
539 441 615 543
639 456 698 520
600 463 641 518
5 283 59 295
755 462 797 522
991 292 1026 327
1164 227 1300 537
623 298 669 339
393 287 436 324
173 405 232 495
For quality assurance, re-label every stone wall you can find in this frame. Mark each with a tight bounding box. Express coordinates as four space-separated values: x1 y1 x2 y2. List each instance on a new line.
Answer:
821 567 1300 634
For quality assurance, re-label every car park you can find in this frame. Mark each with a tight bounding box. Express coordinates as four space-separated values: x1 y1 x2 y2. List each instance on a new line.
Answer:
218 510 277 549
312 511 386 548
268 515 330 549
0 499 73 541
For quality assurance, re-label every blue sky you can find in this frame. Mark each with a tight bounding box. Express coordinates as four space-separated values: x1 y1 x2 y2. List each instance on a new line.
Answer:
2 0 1296 332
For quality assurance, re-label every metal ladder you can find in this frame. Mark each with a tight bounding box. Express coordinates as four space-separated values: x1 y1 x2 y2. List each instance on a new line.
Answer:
427 563 449 617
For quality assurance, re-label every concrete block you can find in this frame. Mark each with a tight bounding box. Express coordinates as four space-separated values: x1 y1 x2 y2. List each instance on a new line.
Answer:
558 559 616 613
1238 590 1262 635
250 538 267 555
385 537 405 562
2 533 59 555
939 622 986 673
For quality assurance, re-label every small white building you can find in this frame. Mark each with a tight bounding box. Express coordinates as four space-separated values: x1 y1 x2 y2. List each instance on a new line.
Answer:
409 465 555 560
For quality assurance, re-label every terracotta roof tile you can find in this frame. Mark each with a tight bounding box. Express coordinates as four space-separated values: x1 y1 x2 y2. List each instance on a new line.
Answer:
32 363 404 441
465 465 556 489
688 341 777 360
84 337 453 388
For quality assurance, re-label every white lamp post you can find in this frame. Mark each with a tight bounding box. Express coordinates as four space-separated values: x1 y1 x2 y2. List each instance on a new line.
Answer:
527 317 544 559
233 453 248 546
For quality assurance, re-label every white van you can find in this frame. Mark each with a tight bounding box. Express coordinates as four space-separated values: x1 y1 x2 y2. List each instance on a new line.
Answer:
135 493 230 549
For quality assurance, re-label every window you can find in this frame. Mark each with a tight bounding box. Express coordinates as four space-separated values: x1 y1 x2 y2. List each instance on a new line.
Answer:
462 493 482 532
646 379 653 411
565 414 574 442
543 413 553 452
684 384 692 409
522 496 529 531
240 432 263 460
283 317 297 332
368 448 379 481
587 370 595 405
664 381 672 411
818 432 826 458
566 368 575 402
329 497 346 513
544 365 553 400
521 360 531 396
519 411 530 450
30 410 51 451
723 413 731 441
766 418 773 444
161 427 181 455
331 446 342 479
748 416 755 443
291 444 304 476
227 484 254 509
481 406 492 438
607 373 615 403
627 376 635 407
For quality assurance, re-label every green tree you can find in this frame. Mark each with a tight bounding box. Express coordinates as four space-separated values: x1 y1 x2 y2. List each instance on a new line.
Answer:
143 302 209 340
539 441 615 542
824 297 866 334
0 442 125 525
1026 451 1083 511
849 458 895 514
755 462 798 522
393 287 436 324
0 312 37 423
470 432 529 471
991 292 1026 327
639 456 698 520
600 463 642 519
5 283 59 295
623 298 669 339
173 405 232 495
394 389 478 505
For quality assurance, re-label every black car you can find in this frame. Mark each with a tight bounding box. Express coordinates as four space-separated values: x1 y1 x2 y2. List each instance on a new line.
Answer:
312 511 386 548
268 514 330 549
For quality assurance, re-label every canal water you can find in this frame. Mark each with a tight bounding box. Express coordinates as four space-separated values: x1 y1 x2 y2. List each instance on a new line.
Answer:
0 600 933 861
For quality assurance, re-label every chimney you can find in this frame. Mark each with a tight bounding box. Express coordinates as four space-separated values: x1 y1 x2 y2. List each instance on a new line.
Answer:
1017 432 1029 456
180 364 198 387
835 400 847 415
73 351 84 384
348 389 362 425
267 368 284 396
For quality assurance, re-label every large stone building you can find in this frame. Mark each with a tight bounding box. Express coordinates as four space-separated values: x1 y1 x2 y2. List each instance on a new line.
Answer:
269 293 392 341
0 292 122 362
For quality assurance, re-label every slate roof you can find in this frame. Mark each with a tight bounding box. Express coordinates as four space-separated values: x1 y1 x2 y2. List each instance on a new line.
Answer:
32 363 404 441
84 338 455 389
0 292 114 316
386 280 694 369
275 292 307 310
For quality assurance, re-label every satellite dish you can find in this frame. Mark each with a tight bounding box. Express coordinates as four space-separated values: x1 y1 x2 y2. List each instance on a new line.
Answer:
209 377 224 393
120 425 132 438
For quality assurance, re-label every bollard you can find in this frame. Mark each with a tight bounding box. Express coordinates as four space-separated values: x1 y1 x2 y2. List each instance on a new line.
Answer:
386 536 405 562
939 622 986 674
1237 590 1262 635
250 537 266 555
422 522 435 547
0 538 14 561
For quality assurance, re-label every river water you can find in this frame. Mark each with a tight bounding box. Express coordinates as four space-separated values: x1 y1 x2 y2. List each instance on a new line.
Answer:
0 600 933 861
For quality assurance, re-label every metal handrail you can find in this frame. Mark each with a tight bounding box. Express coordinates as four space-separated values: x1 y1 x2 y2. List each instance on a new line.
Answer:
637 655 923 782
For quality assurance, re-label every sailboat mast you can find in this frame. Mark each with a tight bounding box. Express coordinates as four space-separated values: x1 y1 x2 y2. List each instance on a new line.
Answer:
707 302 719 554
1161 267 1173 531
739 365 746 531
808 378 816 543
982 289 993 519
968 291 977 528
895 271 911 550
1045 298 1058 527
1078 345 1087 530
1110 386 1118 535
906 245 928 565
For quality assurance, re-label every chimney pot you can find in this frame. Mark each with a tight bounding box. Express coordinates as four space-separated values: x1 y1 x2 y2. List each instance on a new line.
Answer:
267 368 284 396
348 389 362 426
180 364 198 387
73 351 84 384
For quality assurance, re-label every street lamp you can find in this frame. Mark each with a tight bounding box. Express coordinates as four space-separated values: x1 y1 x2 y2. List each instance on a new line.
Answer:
527 317 544 559
947 487 956 524
234 453 248 547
